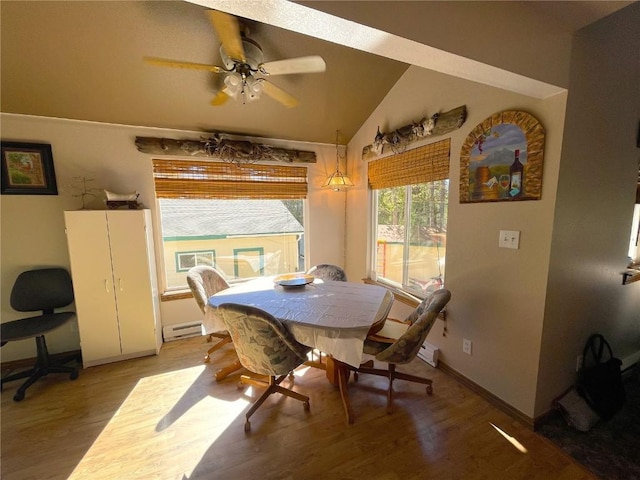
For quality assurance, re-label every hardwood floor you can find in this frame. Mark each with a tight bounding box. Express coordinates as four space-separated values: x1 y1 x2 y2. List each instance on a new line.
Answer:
1 337 595 480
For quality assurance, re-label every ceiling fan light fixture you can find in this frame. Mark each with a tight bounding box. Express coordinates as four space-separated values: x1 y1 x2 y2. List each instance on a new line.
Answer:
220 38 263 71
323 130 354 192
145 11 325 108
223 72 243 99
245 76 263 101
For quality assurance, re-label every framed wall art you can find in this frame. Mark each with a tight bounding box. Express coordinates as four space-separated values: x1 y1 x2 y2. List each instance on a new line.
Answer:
1 141 58 195
459 110 545 203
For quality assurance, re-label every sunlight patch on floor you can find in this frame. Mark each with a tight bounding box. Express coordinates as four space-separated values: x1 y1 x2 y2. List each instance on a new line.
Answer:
490 422 528 453
294 365 313 377
67 364 249 479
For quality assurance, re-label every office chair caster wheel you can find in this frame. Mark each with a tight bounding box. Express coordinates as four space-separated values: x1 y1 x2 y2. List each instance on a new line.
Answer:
426 385 433 395
244 420 251 433
13 390 25 402
203 354 210 363
70 370 79 380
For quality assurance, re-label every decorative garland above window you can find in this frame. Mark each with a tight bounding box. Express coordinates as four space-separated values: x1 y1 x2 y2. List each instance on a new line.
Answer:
362 105 466 160
459 110 545 203
135 134 316 165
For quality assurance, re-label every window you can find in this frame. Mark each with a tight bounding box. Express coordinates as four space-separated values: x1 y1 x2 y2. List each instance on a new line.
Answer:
176 250 215 272
369 139 450 298
153 160 307 290
629 204 640 263
231 247 265 277
630 163 640 263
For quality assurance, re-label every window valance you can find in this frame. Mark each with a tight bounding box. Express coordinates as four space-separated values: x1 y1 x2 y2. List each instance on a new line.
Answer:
368 138 450 190
152 159 307 199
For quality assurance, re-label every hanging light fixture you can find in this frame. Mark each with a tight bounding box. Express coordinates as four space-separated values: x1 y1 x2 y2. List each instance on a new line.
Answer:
323 130 354 192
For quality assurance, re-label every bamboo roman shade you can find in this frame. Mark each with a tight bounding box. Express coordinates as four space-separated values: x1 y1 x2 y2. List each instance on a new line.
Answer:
368 138 451 190
152 159 308 199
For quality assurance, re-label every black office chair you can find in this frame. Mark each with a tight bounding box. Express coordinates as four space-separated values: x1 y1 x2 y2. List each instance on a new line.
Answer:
1 268 80 401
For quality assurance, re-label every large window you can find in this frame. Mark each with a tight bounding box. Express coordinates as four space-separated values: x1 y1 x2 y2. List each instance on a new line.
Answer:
369 139 450 298
153 160 307 290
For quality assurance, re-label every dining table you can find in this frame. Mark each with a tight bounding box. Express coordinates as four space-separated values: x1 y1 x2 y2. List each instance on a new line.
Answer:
208 274 394 423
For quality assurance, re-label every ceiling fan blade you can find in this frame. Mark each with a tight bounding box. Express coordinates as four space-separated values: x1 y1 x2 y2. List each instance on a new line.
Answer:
210 91 230 106
260 81 299 108
144 56 223 73
208 10 245 63
260 56 326 76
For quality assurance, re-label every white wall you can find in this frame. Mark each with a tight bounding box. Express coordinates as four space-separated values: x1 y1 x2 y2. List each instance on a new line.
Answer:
346 65 567 418
0 114 345 361
535 2 640 415
346 2 640 420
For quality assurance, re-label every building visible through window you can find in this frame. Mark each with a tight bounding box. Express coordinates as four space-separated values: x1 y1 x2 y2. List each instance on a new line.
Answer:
159 198 304 289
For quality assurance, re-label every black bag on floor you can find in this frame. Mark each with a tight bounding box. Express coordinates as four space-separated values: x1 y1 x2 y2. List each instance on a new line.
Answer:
577 334 625 421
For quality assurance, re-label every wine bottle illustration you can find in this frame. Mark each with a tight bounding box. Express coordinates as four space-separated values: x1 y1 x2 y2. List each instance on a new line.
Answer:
509 149 523 198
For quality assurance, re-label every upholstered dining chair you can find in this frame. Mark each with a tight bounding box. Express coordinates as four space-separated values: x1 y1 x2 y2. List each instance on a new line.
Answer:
187 266 243 381
306 264 347 282
356 289 451 414
216 302 311 433
1 268 80 401
305 264 347 368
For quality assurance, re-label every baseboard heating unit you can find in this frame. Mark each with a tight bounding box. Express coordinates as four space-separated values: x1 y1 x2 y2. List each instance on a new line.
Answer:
417 341 439 367
162 321 203 342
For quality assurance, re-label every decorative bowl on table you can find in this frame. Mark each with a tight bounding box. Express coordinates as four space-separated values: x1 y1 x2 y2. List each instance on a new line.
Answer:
273 273 315 288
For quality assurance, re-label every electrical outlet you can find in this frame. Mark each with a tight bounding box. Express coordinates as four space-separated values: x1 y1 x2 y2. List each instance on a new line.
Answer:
463 339 472 355
576 355 583 372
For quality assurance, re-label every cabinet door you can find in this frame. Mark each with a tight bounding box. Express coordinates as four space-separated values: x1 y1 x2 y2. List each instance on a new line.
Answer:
64 211 122 363
107 211 158 355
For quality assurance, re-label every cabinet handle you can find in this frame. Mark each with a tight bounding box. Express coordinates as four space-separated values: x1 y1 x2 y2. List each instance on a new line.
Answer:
119 278 123 291
105 279 110 293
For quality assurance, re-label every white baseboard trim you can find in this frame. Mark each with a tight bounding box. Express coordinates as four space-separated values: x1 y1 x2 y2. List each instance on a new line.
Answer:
621 351 640 372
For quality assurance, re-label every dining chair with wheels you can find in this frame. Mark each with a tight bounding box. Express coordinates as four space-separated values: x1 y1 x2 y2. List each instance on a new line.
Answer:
186 266 242 380
216 302 311 433
355 288 451 414
306 264 347 282
1 268 80 401
305 263 347 369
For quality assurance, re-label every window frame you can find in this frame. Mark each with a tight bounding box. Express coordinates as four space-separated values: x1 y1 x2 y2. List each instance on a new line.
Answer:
233 247 265 278
175 249 216 272
629 203 640 263
370 181 448 299
152 159 308 293
367 139 451 299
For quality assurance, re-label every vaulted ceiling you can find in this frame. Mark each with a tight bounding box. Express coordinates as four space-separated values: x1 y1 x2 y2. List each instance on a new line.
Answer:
1 1 633 145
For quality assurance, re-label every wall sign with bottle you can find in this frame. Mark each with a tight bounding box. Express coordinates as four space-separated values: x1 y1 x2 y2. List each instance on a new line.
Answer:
459 110 545 203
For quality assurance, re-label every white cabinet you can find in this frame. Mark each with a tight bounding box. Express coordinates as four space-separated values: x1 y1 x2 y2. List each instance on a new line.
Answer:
64 209 162 367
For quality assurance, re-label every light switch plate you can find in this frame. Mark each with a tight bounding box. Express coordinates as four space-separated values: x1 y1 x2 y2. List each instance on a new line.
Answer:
499 230 520 249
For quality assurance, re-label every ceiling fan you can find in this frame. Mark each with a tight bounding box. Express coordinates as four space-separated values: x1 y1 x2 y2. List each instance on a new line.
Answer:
144 10 326 108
